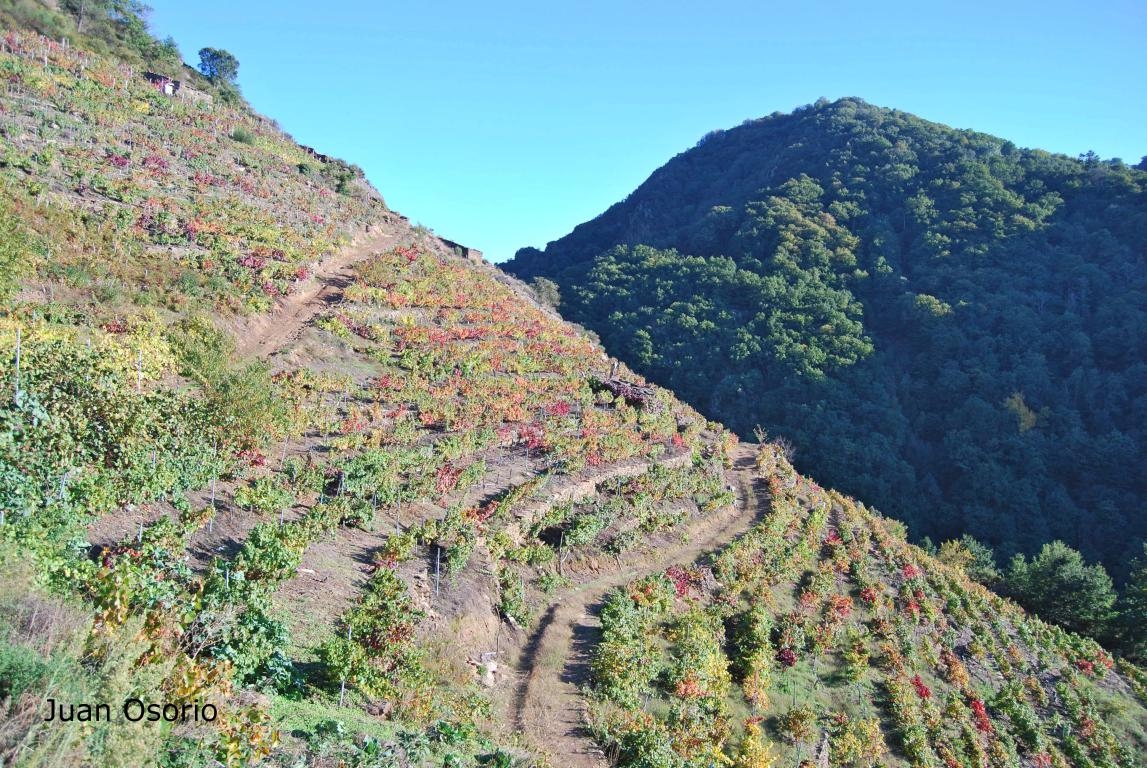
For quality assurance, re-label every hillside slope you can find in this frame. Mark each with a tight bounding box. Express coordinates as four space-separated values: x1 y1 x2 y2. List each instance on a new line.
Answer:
587 446 1147 767
1 15 1146 768
0 11 741 765
504 98 1147 580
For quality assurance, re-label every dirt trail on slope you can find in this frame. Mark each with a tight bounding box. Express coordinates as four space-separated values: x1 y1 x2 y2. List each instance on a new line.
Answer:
89 224 406 552
274 445 697 649
512 443 766 766
234 224 406 357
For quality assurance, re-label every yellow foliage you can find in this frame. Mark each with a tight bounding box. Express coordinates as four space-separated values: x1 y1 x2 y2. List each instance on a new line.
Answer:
1004 391 1038 432
834 717 887 767
0 315 178 382
937 539 974 571
734 722 776 768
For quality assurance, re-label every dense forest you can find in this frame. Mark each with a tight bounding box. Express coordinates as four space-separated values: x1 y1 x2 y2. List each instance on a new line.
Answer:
507 98 1147 581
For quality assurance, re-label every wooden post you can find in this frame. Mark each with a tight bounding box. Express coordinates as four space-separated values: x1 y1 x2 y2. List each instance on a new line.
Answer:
13 327 20 406
338 625 351 706
136 349 142 393
435 546 441 597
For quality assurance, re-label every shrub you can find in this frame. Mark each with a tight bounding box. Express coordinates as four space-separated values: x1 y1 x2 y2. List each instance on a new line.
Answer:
0 641 48 702
230 127 256 145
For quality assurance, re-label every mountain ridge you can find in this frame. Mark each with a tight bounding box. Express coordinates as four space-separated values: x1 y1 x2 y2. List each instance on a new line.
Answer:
504 96 1147 583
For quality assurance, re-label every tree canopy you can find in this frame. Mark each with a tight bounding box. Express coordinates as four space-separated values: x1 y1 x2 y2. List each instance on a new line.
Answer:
1003 541 1117 638
197 46 239 84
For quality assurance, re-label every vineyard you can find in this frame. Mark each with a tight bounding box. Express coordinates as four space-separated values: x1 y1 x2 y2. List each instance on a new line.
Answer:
1 12 1147 768
0 28 385 316
0 19 708 765
586 446 1147 767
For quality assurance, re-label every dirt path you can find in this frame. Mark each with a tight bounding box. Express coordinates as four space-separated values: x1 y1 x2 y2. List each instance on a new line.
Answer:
272 445 698 649
234 224 406 357
89 224 406 554
512 443 766 765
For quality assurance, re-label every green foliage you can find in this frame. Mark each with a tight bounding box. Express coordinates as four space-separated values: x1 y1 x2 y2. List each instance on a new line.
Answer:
1118 545 1147 662
27 0 180 68
199 584 294 690
230 126 256 145
507 97 1147 581
320 568 428 706
0 25 383 314
936 534 1001 586
588 454 1147 767
0 639 48 701
0 199 36 301
530 276 561 308
168 316 290 447
497 568 530 627
1003 540 1117 639
233 475 294 516
197 46 239 84
0 332 224 543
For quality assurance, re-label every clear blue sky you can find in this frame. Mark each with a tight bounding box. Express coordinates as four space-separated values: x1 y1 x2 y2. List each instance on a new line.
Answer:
148 1 1145 263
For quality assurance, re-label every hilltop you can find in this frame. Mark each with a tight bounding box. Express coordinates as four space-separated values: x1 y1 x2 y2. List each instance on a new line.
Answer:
505 97 1147 584
1 10 1146 768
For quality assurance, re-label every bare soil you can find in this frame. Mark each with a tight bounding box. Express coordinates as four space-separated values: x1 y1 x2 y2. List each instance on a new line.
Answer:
233 223 408 358
508 443 766 766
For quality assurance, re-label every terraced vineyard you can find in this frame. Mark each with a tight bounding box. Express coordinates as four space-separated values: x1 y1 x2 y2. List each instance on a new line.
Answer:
587 447 1147 767
2 10 1146 768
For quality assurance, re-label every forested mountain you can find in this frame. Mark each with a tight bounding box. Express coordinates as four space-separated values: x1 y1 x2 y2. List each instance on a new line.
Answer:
506 98 1147 580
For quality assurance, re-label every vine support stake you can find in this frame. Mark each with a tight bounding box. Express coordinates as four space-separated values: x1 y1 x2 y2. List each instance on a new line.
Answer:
136 349 142 393
338 625 351 706
13 327 21 407
137 522 143 544
435 546 441 597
